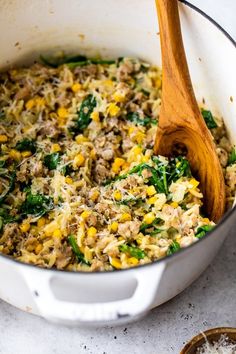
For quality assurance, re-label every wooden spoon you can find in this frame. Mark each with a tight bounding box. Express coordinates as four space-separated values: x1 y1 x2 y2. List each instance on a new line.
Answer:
154 0 225 221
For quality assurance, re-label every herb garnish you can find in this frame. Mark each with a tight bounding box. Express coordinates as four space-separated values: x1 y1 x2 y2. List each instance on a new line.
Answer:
69 95 96 134
20 190 54 217
44 152 61 170
119 244 146 259
195 225 214 239
228 147 236 165
15 138 37 153
201 109 217 129
127 112 157 127
167 240 180 255
68 235 90 265
40 54 115 69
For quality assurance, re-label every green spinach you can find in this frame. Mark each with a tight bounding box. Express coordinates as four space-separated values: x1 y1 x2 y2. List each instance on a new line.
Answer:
195 225 214 239
20 191 54 217
69 95 96 134
201 109 217 129
15 139 37 153
228 147 236 165
127 112 157 127
44 152 61 170
167 240 180 255
119 244 146 259
68 235 90 265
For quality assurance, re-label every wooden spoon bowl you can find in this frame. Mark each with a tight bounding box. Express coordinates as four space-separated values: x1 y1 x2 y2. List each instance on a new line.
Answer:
155 0 225 221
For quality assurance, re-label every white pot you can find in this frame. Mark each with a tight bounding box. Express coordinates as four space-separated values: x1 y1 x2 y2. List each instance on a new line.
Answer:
0 0 235 326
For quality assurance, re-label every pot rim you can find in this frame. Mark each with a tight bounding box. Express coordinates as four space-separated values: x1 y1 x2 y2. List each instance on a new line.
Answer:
0 0 235 275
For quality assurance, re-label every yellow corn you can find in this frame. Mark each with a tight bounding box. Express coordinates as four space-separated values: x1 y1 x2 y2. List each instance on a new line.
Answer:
20 222 30 233
103 79 114 88
202 218 210 223
25 99 35 110
9 149 21 160
147 195 158 205
143 212 155 225
119 213 131 222
0 135 8 143
170 201 179 208
134 131 145 144
155 77 162 89
21 151 32 158
189 178 199 189
146 185 156 197
90 190 100 202
71 83 82 93
90 149 96 160
112 157 125 173
107 103 120 117
53 229 62 238
87 227 97 238
73 153 85 169
91 111 100 122
65 176 73 184
128 126 135 136
44 221 58 237
81 210 91 219
113 92 125 103
75 135 89 144
113 190 122 201
51 143 61 153
128 257 139 265
110 257 122 269
110 221 119 233
35 244 43 255
57 107 69 119
37 217 46 228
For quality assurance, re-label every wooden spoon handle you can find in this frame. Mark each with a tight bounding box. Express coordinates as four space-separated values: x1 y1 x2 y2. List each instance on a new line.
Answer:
156 0 205 130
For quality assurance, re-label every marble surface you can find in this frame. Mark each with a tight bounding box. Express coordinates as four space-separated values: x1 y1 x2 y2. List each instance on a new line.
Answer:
0 2 235 354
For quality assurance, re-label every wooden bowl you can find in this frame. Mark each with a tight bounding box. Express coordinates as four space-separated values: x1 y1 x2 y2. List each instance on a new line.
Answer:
180 327 236 353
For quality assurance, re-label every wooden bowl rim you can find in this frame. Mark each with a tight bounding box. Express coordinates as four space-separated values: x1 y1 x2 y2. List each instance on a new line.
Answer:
180 327 236 353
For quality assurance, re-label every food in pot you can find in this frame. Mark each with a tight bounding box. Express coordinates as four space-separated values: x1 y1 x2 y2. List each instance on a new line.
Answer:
0 56 235 271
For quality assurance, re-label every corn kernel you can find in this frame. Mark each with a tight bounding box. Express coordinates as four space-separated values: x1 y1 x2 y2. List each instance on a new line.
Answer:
147 195 158 205
110 221 119 233
113 92 125 103
75 135 89 144
20 222 30 233
57 107 69 119
119 213 131 222
107 103 120 117
37 217 46 228
128 257 139 265
87 227 97 238
146 185 156 197
118 236 124 241
112 157 125 173
202 218 210 223
35 244 43 255
170 201 179 208
71 83 82 93
73 153 85 169
0 135 8 143
90 190 100 202
103 79 114 88
134 131 145 144
155 77 162 89
51 143 61 153
128 126 135 136
110 257 122 269
81 210 91 219
25 99 35 110
44 221 58 237
53 229 62 238
9 149 21 160
35 97 45 107
21 151 32 158
91 111 100 122
113 190 122 201
143 212 155 225
65 176 73 184
90 149 96 160
189 178 199 189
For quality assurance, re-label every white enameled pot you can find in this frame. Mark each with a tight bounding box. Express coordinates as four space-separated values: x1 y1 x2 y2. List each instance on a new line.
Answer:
0 0 235 326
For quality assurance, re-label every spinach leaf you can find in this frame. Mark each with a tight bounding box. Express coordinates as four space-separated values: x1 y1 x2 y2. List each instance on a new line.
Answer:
167 240 180 256
40 54 87 68
167 156 191 183
228 147 236 165
127 112 157 126
140 218 164 234
119 244 146 259
0 208 20 232
15 138 37 153
60 163 73 176
44 152 60 170
68 235 90 265
69 95 96 134
0 110 5 120
0 170 16 204
201 109 217 129
195 225 214 239
20 191 54 217
117 197 143 207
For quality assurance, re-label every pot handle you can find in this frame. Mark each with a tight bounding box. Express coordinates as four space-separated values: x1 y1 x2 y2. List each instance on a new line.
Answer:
21 263 165 324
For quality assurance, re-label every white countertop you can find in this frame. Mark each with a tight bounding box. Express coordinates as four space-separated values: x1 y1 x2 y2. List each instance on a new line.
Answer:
0 2 235 354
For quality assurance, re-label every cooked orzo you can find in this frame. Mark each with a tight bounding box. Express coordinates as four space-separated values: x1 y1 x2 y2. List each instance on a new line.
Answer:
0 55 235 271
